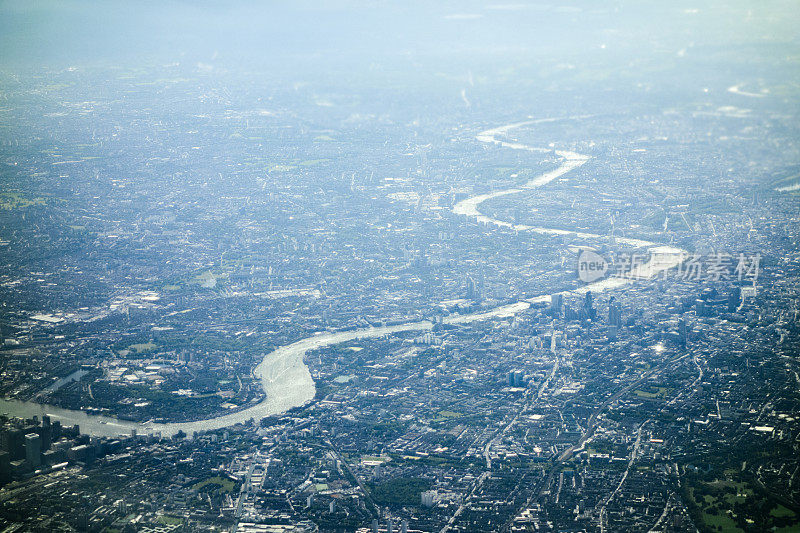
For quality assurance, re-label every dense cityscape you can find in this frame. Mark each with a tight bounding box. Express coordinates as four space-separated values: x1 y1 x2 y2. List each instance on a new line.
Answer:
1 1 799 532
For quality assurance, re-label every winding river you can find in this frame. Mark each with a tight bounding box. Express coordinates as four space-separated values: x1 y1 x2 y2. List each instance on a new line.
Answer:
0 119 687 438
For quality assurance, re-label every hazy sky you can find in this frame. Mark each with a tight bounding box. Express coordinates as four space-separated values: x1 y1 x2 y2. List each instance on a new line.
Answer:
1 0 798 73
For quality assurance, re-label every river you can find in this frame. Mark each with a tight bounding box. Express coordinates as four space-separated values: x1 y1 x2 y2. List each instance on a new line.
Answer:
0 119 687 438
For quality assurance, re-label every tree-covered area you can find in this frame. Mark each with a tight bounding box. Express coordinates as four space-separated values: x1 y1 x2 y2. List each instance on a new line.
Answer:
368 477 432 507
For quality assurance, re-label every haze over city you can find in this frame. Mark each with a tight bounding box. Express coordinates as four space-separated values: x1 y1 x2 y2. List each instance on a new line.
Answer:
0 1 799 532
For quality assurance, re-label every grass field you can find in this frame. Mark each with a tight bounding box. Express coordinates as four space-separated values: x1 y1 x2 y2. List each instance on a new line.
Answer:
192 475 237 493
